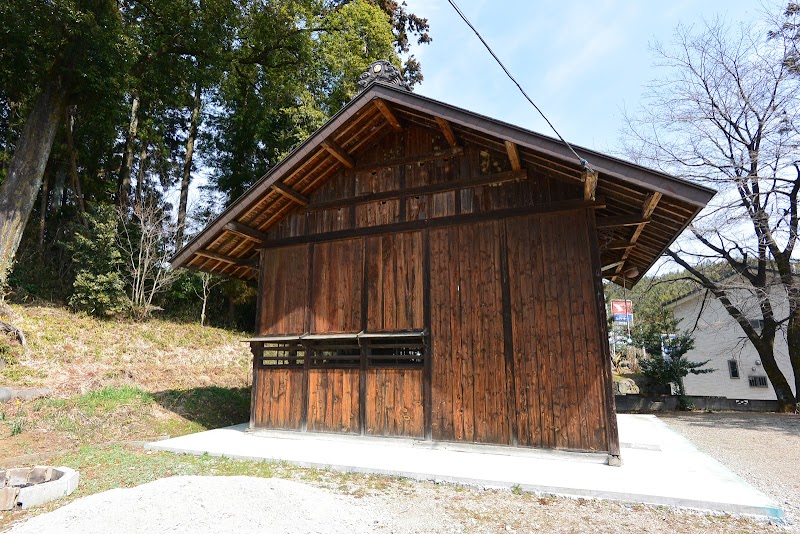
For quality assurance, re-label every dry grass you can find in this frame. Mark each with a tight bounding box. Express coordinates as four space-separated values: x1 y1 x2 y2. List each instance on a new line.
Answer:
0 303 252 461
1 303 251 395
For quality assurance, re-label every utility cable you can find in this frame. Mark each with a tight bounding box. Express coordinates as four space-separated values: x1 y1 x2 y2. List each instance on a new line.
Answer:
446 0 592 171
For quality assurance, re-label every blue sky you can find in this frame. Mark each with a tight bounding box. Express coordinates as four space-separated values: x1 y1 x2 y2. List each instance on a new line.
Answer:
403 0 779 155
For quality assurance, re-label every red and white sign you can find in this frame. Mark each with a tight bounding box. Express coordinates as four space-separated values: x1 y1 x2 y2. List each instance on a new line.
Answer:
611 300 633 315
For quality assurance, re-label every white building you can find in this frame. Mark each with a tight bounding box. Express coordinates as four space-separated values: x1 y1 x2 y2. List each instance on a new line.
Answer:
669 284 797 401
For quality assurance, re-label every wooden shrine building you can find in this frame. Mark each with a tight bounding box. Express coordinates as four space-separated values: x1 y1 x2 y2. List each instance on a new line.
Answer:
172 61 714 460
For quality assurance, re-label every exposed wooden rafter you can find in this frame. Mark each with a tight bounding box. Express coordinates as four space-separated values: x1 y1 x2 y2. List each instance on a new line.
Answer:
224 221 269 242
195 249 258 268
271 182 309 206
604 239 636 251
373 99 402 131
601 260 625 272
610 192 664 281
505 141 522 172
321 139 354 168
596 215 649 228
434 117 459 148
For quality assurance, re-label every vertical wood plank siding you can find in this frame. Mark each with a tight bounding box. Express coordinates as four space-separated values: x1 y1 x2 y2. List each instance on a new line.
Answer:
307 369 360 433
250 123 617 453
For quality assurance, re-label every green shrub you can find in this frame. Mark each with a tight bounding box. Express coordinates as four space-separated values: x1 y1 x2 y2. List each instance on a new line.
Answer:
66 205 129 316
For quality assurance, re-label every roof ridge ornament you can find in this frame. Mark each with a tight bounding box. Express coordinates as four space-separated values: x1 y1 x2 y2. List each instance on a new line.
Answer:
357 60 411 93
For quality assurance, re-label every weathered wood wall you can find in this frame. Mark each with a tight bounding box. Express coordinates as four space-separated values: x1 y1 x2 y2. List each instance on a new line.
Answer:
250 123 617 453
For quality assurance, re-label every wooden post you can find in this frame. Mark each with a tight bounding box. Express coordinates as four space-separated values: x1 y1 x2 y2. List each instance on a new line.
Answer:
249 250 266 430
301 244 315 432
586 210 622 463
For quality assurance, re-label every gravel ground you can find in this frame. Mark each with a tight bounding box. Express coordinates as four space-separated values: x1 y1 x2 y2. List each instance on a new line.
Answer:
4 472 782 533
659 412 800 529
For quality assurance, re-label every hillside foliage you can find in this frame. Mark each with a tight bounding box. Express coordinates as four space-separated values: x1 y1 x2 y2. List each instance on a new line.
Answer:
0 0 430 328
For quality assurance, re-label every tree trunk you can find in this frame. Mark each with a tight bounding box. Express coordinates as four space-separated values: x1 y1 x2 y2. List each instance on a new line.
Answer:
176 82 202 249
0 75 65 280
784 283 800 409
48 168 66 216
37 168 50 253
135 142 148 206
200 288 208 326
65 105 85 218
753 338 797 411
117 94 139 206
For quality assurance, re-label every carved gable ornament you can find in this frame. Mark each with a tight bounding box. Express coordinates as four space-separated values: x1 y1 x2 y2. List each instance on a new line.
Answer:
357 60 411 93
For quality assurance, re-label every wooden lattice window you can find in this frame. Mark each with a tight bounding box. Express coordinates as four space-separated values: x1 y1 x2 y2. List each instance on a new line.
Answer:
307 339 361 368
246 331 426 370
366 337 425 368
253 340 305 368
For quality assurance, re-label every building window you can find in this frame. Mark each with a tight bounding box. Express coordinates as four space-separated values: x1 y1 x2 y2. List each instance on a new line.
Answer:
254 340 305 368
308 339 361 368
247 331 426 370
728 359 740 379
366 338 425 368
748 375 768 388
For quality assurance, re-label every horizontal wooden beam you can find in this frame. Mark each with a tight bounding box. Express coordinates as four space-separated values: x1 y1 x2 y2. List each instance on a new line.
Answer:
434 117 459 148
352 146 463 173
321 139 354 168
373 99 402 131
596 215 649 228
195 249 258 268
308 169 531 211
271 182 309 206
224 221 270 242
505 141 522 172
261 197 604 249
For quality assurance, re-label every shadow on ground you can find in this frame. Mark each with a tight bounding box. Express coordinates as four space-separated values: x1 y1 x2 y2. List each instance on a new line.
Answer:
657 412 800 438
154 386 251 431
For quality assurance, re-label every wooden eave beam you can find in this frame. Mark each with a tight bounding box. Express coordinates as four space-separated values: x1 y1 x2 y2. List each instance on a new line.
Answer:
261 197 604 249
271 181 309 206
225 221 269 243
434 117 459 148
308 168 531 211
505 141 522 172
195 249 257 268
583 168 599 201
321 139 355 168
373 99 402 131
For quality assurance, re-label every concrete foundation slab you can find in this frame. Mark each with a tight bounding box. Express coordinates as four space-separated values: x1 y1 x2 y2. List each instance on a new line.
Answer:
145 414 783 521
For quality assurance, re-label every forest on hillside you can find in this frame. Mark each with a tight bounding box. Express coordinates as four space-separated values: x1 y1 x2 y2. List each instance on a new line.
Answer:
0 0 430 328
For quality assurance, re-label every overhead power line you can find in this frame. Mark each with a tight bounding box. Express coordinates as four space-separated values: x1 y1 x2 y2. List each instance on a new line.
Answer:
446 0 592 171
